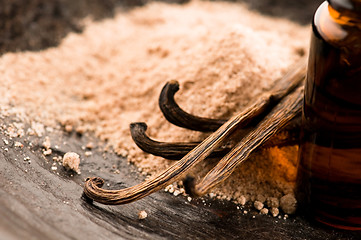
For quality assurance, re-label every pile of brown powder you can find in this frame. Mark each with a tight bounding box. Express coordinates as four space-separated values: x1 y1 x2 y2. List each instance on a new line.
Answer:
0 0 309 213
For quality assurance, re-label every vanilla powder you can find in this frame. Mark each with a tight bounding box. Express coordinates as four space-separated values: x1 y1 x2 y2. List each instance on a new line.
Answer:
0 0 309 213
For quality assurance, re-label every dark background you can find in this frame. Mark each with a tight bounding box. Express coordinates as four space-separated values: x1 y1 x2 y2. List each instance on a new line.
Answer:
0 0 323 54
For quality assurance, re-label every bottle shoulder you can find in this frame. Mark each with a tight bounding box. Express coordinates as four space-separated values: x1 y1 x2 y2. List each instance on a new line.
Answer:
314 1 361 47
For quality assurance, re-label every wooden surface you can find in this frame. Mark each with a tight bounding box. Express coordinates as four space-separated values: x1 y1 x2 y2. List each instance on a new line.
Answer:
0 116 360 240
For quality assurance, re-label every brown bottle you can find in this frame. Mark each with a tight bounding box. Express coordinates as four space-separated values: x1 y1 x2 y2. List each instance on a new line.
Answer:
296 0 361 230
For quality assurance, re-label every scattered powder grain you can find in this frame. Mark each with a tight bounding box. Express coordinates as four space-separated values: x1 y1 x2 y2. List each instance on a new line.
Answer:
86 142 94 149
43 149 52 156
14 141 24 148
239 195 246 206
260 208 269 215
84 151 92 157
270 207 280 217
65 124 73 133
254 201 264 211
0 1 309 209
42 136 51 150
138 210 148 220
279 193 298 214
62 152 81 174
51 163 58 171
266 197 280 209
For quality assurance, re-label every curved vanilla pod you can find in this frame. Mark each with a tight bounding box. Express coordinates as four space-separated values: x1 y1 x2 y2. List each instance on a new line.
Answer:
130 122 230 160
159 80 227 132
158 59 306 132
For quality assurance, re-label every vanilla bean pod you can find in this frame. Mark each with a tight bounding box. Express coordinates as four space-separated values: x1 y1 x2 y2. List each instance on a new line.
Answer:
159 59 306 132
130 119 300 160
159 80 227 132
130 122 231 160
184 85 304 197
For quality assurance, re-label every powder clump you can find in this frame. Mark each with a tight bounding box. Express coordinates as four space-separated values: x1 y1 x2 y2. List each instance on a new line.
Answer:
280 193 297 214
63 152 81 174
138 210 148 220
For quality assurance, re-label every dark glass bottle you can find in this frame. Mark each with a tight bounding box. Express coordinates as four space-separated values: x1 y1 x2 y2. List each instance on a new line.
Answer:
296 0 361 230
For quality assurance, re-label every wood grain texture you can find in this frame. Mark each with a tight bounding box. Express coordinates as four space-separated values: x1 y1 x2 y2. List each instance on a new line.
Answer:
0 116 359 240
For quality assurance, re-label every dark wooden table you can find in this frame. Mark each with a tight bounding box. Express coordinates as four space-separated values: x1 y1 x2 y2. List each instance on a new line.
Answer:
1 115 360 239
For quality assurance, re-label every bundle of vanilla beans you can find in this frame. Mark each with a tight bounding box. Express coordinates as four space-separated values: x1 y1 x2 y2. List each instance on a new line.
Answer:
83 58 307 205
